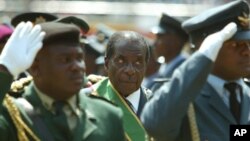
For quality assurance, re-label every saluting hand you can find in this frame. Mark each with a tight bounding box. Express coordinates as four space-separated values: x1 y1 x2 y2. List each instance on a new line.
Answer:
0 21 45 78
198 22 237 61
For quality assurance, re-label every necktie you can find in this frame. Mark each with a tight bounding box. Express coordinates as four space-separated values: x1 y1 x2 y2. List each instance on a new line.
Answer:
53 101 71 140
224 82 242 123
124 98 136 113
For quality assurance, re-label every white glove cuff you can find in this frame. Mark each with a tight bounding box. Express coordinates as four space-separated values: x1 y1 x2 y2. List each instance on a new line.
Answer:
0 59 20 79
198 41 221 62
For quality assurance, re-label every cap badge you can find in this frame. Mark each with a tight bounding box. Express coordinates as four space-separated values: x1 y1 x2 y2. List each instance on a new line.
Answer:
34 16 46 25
238 12 250 29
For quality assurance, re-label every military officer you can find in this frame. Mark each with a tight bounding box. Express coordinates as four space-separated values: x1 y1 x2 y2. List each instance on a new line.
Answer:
0 20 125 140
149 13 188 91
141 0 250 141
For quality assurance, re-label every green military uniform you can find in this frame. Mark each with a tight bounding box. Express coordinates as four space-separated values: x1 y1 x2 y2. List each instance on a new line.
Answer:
0 72 125 141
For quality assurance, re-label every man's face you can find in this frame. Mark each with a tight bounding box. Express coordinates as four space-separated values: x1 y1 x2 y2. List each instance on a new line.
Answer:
34 43 86 100
213 40 250 81
105 41 147 97
154 33 182 62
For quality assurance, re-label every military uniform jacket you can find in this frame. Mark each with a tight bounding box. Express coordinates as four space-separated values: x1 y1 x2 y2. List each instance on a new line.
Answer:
141 52 250 141
0 72 125 141
150 54 187 92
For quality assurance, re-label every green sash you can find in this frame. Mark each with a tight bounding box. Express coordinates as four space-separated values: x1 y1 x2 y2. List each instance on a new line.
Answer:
93 78 148 141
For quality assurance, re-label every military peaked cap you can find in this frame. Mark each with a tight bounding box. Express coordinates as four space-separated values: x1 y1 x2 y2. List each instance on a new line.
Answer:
11 12 58 27
55 16 89 34
152 13 188 40
182 0 250 43
85 24 115 54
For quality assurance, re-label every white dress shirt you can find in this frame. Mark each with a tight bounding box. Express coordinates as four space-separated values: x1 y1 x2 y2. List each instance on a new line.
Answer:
126 89 140 113
207 74 243 108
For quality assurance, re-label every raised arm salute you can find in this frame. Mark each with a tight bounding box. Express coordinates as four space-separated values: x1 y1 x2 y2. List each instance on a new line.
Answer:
141 1 250 141
0 20 125 141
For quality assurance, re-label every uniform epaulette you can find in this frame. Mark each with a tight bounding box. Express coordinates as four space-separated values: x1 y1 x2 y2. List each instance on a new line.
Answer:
8 76 33 97
88 94 118 107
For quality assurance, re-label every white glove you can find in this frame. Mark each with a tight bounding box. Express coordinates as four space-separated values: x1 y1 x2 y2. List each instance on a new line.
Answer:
0 21 45 78
198 22 237 61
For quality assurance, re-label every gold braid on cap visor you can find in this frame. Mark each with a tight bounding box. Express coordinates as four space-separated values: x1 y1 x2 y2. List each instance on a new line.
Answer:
32 16 46 25
238 12 250 29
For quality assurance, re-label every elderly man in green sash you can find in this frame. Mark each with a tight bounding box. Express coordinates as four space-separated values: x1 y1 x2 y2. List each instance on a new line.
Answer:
92 31 151 141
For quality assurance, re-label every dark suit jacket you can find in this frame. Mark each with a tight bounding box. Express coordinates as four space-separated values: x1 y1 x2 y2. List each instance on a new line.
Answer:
141 52 250 141
0 72 125 141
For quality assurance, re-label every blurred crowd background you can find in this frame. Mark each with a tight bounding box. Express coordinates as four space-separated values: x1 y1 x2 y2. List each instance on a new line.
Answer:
0 0 238 34
0 0 246 76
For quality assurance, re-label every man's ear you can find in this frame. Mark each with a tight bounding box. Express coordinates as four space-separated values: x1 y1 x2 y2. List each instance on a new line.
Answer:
104 56 109 70
28 58 39 77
